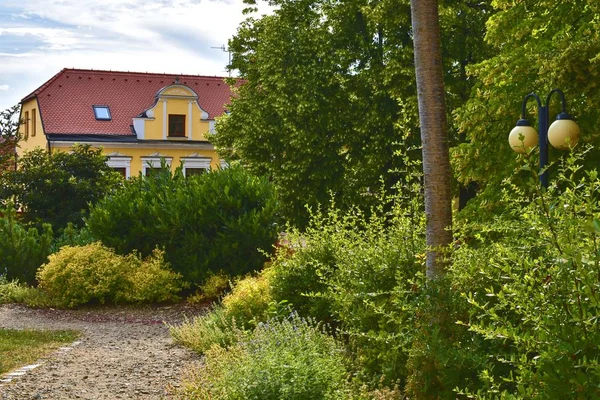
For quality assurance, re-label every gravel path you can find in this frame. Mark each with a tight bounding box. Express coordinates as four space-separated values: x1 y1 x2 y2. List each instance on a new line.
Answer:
0 303 206 399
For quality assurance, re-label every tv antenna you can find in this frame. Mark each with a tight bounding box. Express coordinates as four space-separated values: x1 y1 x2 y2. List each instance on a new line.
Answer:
211 45 232 77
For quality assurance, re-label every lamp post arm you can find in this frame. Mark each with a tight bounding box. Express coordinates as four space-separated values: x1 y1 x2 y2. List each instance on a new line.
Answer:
547 88 568 114
521 93 542 119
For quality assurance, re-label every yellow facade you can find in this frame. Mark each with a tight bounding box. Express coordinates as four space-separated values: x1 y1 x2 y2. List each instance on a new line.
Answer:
18 98 47 153
18 83 223 178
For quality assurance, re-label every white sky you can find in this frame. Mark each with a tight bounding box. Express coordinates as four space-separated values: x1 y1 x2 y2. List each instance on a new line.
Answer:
0 0 272 111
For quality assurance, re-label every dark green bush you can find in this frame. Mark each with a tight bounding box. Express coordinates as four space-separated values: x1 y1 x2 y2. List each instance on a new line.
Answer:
0 144 122 233
51 223 96 253
0 204 53 284
87 164 280 286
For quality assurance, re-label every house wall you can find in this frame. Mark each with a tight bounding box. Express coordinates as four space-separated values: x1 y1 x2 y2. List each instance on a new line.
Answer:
18 98 47 156
50 142 222 177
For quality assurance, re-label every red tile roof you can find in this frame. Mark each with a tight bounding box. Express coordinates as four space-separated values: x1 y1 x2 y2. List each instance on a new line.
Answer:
22 68 234 136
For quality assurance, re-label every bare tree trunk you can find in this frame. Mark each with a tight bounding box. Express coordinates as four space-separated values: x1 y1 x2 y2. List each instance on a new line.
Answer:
410 0 453 279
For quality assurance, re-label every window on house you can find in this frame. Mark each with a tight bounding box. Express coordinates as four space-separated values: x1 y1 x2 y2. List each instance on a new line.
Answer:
93 105 112 121
185 168 207 177
144 167 164 177
31 109 36 137
106 155 132 179
24 111 29 137
112 167 127 178
168 114 186 137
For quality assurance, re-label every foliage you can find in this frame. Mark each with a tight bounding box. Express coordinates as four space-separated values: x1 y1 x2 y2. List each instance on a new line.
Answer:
170 305 242 355
221 272 273 329
0 204 53 285
51 223 96 253
87 164 279 286
0 328 79 374
449 149 600 398
36 243 183 308
0 105 20 174
0 144 123 233
176 313 349 400
187 271 231 304
213 0 492 227
267 184 427 386
452 0 600 200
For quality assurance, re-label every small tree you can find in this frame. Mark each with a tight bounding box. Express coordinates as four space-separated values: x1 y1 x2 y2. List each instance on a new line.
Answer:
0 105 21 174
0 144 122 233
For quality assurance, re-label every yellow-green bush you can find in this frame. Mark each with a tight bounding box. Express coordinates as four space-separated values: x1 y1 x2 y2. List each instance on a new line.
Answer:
187 271 231 304
37 243 183 308
222 272 272 329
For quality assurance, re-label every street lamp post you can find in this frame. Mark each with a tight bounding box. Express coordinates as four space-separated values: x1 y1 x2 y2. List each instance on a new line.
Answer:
508 88 580 187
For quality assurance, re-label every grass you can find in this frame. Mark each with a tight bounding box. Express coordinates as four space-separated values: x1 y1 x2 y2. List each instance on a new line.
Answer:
0 328 80 374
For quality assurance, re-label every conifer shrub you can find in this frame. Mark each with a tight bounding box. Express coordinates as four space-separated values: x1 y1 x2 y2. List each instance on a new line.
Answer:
0 204 53 285
37 242 183 308
87 164 279 286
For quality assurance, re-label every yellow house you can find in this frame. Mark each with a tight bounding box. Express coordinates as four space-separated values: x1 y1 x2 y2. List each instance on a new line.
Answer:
18 68 233 177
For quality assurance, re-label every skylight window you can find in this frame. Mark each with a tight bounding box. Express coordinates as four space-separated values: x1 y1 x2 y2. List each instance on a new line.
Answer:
93 105 112 121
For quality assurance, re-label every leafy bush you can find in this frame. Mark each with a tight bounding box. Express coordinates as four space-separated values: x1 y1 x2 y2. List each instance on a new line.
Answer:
0 204 53 284
51 223 96 253
37 243 183 308
170 306 242 354
176 313 349 400
187 271 231 304
447 151 600 399
267 194 426 385
0 277 55 307
87 164 279 285
221 272 273 329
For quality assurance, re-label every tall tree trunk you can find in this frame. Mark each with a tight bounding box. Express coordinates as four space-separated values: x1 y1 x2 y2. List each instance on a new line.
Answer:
410 0 453 279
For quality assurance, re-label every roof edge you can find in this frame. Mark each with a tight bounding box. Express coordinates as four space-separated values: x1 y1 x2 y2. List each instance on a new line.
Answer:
21 68 68 103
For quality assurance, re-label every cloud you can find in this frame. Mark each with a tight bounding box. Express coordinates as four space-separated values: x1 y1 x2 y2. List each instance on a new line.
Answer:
0 0 274 110
0 85 9 91
0 28 82 51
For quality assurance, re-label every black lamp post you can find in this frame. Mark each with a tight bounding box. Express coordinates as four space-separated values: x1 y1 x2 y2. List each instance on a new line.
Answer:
509 88 580 187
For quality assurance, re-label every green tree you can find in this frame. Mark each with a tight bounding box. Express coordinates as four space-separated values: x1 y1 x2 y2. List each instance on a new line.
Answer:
0 105 21 174
0 144 122 233
213 0 415 227
213 0 492 227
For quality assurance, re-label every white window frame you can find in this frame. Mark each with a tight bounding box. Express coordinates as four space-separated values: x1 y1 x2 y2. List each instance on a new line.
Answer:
106 156 132 178
141 156 172 176
181 157 212 177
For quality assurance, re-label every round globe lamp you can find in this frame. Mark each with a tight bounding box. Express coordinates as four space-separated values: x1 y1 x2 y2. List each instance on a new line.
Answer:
548 113 580 150
509 121 538 153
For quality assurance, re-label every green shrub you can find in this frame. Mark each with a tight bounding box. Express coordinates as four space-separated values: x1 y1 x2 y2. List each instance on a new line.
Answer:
87 164 280 285
0 144 123 233
176 313 349 400
51 223 96 253
267 196 426 386
170 306 242 354
0 204 53 285
187 271 231 304
447 151 600 399
37 242 183 308
221 272 273 329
